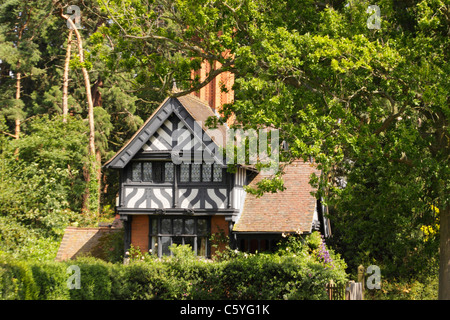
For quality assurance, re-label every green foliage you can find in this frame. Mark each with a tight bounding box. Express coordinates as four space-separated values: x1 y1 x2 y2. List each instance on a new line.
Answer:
0 255 39 300
97 230 125 264
29 261 70 300
0 0 447 299
0 115 92 257
67 257 113 300
124 239 346 300
366 276 439 300
0 233 348 300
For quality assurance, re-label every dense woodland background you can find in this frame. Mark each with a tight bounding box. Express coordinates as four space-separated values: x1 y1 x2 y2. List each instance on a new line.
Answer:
0 0 448 299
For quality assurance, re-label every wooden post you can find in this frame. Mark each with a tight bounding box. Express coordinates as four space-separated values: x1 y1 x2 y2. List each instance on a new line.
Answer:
357 265 365 300
328 279 334 300
358 265 365 290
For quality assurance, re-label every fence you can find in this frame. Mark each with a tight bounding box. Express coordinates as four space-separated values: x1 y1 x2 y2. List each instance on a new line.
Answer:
326 280 364 300
326 265 366 300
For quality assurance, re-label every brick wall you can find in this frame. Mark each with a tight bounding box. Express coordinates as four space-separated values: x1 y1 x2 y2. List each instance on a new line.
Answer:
130 215 149 253
55 226 122 261
211 215 230 256
190 59 236 127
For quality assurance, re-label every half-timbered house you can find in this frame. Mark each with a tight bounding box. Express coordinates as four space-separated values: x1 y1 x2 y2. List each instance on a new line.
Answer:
105 69 330 258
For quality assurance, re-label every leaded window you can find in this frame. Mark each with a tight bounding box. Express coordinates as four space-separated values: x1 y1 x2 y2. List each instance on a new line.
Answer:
213 164 223 182
130 162 172 183
177 163 223 183
191 163 201 182
202 164 212 182
149 217 210 257
180 163 190 182
164 162 174 182
131 162 141 181
142 162 152 181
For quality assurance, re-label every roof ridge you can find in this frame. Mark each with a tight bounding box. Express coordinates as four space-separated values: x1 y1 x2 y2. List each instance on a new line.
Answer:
178 93 212 109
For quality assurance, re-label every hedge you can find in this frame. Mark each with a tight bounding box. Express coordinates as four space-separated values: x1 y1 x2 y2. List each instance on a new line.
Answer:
0 232 348 300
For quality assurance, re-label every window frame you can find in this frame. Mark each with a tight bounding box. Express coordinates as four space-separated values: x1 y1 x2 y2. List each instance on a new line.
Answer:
177 163 224 184
128 161 225 184
148 216 211 258
129 161 174 184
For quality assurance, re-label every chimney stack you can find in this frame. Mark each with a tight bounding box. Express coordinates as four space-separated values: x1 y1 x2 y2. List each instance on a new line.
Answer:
190 60 234 115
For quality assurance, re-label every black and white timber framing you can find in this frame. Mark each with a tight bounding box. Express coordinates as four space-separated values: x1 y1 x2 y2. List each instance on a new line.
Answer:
105 95 330 257
105 96 241 219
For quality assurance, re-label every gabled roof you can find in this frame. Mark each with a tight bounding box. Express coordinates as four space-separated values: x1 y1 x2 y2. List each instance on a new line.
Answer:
233 160 321 234
104 94 227 169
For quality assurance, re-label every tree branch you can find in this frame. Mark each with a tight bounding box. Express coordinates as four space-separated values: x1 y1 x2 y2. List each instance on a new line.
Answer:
1 130 16 138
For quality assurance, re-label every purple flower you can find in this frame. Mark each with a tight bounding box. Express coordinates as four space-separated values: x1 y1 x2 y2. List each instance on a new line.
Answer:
316 236 334 269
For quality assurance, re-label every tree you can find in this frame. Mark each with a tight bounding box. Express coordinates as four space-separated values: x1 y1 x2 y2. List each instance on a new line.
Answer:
0 115 89 258
62 29 73 123
0 0 149 230
0 0 52 139
98 0 449 298
58 3 101 217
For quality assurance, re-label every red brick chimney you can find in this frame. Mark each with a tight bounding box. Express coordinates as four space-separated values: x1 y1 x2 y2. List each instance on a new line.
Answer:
190 59 235 121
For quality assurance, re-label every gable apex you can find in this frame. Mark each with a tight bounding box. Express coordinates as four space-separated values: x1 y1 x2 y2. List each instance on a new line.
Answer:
104 95 227 169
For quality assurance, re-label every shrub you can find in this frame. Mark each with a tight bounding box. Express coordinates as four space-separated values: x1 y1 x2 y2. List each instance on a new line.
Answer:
0 264 18 300
0 233 349 300
30 261 70 300
0 255 38 300
66 257 113 300
365 276 438 300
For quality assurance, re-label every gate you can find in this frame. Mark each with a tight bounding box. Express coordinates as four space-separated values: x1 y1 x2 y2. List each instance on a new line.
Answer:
326 280 364 300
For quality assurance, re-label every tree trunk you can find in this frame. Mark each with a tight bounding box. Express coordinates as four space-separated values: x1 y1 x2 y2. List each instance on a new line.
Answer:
439 204 450 300
15 68 21 140
96 149 102 214
13 9 28 141
14 69 21 157
61 11 95 156
61 10 99 217
62 29 73 123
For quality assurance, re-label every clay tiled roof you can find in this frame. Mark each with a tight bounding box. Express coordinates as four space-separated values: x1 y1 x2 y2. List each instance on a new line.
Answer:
177 94 228 148
233 160 320 233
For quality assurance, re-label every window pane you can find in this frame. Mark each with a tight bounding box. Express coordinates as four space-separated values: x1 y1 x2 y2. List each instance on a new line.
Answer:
151 218 158 234
191 164 201 182
161 237 171 256
150 236 158 255
131 162 141 181
164 162 174 182
180 163 190 182
184 237 194 250
153 162 163 183
161 218 171 234
197 237 207 257
213 164 222 182
202 164 212 182
173 236 183 247
142 162 152 181
197 218 208 236
173 219 183 235
185 219 194 234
